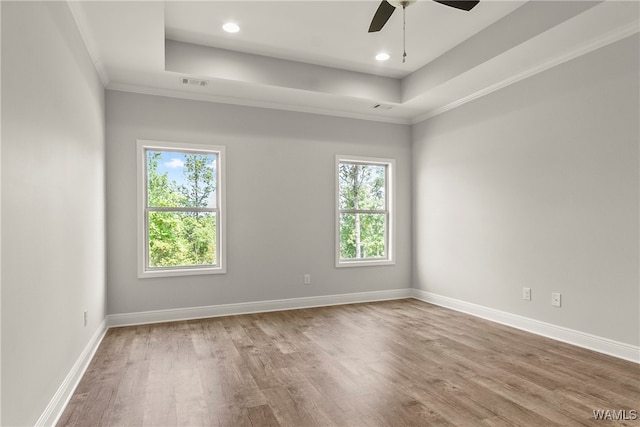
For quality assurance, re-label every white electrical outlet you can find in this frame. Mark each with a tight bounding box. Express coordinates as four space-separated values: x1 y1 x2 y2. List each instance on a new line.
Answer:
83 310 88 327
522 287 531 301
552 293 561 307
304 274 311 285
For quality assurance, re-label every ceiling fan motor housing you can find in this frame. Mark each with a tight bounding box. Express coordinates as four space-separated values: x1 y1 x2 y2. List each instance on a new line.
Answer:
388 0 417 8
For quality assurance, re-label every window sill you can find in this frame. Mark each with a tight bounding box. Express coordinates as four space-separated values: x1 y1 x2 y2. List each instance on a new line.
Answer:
138 266 226 279
336 259 395 268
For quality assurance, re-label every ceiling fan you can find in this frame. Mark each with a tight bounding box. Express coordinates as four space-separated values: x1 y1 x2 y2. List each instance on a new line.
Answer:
368 0 480 63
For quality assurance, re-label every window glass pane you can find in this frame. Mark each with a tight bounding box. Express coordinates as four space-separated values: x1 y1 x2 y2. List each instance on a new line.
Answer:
339 213 386 259
147 150 218 208
338 163 386 210
148 211 217 267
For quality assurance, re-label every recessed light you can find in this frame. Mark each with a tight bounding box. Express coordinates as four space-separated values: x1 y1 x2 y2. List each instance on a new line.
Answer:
222 22 240 33
375 52 390 61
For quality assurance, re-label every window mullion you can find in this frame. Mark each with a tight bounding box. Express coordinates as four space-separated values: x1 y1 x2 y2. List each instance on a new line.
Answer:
339 209 387 214
146 206 217 213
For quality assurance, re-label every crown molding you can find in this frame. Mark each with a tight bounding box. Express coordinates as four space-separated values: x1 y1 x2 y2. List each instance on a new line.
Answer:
410 20 640 125
66 0 638 127
106 82 412 125
66 1 110 86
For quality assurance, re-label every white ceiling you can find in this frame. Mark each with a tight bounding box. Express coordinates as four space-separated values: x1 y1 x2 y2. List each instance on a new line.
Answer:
68 0 640 124
164 1 524 78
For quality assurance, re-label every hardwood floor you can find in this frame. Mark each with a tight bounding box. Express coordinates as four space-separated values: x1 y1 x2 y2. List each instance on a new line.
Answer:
58 299 639 426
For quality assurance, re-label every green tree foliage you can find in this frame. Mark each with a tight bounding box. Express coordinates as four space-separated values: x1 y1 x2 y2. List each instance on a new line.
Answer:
146 152 217 268
179 155 216 209
147 152 185 207
339 163 386 259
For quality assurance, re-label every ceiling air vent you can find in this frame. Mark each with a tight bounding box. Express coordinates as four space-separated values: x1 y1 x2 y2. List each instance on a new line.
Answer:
181 77 209 87
371 103 392 110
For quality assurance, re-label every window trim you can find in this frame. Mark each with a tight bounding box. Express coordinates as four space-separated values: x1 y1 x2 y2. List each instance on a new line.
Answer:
335 155 395 268
136 139 227 278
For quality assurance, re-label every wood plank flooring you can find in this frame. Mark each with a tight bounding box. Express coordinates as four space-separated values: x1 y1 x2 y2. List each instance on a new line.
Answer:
57 299 639 426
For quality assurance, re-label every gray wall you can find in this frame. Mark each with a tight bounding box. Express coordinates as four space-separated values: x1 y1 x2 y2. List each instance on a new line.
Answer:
0 2 636 424
1 2 106 425
106 91 412 315
412 35 639 346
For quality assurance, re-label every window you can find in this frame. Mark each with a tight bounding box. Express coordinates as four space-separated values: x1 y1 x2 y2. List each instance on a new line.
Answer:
336 155 395 267
137 140 226 278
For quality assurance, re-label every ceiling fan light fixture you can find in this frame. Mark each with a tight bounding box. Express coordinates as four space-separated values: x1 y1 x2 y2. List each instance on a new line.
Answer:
388 0 417 8
375 52 390 61
222 22 240 33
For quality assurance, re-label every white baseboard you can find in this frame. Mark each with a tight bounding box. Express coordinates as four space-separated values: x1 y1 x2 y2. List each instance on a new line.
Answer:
108 288 413 328
35 318 109 427
37 289 411 426
40 287 637 426
412 289 640 364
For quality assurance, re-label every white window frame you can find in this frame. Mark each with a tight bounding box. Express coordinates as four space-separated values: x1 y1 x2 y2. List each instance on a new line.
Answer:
335 155 395 268
137 139 226 278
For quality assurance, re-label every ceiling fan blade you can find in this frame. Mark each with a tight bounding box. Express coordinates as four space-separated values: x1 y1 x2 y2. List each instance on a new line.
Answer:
368 1 397 33
432 0 480 11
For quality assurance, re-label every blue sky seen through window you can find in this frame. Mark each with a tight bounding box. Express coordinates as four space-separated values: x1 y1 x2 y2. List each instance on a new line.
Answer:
149 150 218 208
